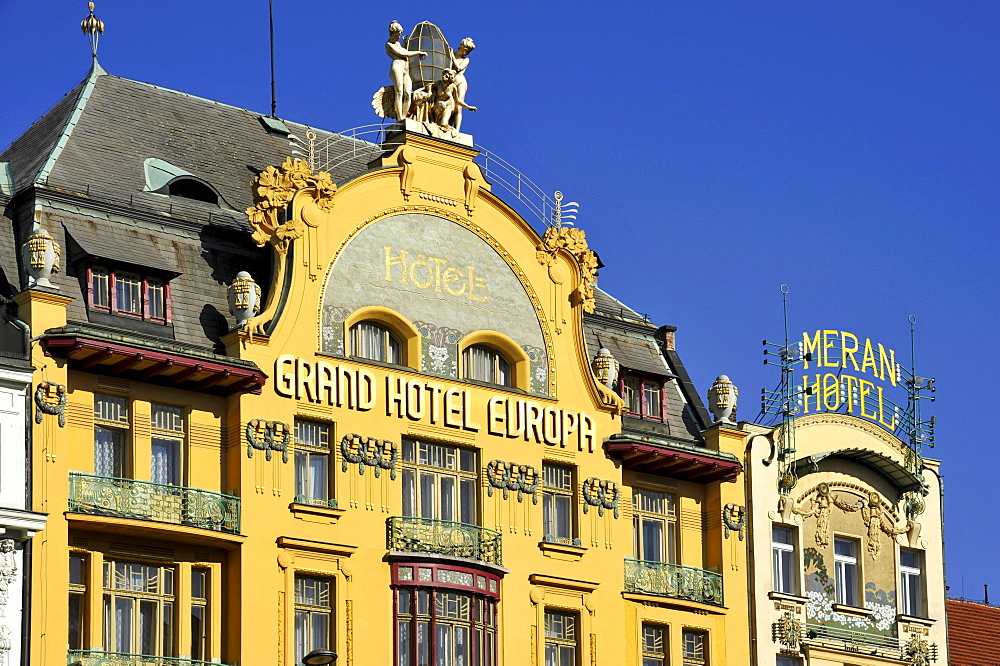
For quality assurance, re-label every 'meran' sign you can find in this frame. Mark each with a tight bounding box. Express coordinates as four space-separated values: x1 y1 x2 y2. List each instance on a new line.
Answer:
798 330 903 429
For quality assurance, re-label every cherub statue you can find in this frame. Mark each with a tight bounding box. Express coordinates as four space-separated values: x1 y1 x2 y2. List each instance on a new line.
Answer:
448 37 475 132
376 21 427 121
427 69 477 131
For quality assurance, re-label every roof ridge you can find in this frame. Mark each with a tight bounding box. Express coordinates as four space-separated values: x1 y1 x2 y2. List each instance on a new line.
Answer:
33 61 106 186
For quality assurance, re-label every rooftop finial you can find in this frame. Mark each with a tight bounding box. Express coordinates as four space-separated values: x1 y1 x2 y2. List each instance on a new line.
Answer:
81 2 105 59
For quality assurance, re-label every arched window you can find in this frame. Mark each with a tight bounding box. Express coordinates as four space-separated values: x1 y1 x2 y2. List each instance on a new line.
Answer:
350 321 402 364
462 344 511 387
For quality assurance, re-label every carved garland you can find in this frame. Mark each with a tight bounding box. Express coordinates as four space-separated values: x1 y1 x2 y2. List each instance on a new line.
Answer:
245 419 291 463
582 478 619 518
722 503 746 541
340 434 398 479
485 460 539 504
535 226 599 313
34 382 67 427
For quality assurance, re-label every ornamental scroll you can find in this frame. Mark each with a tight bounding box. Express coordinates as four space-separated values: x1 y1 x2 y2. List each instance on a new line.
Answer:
536 227 599 314
485 460 539 504
244 157 338 333
582 478 619 518
340 434 398 479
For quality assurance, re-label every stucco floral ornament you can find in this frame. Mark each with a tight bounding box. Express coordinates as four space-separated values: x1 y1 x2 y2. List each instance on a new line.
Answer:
536 226 599 313
245 157 334 253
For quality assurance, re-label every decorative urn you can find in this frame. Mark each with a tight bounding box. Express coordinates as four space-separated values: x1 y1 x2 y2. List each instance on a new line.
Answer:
591 347 620 389
228 271 262 327
707 374 738 424
22 220 61 289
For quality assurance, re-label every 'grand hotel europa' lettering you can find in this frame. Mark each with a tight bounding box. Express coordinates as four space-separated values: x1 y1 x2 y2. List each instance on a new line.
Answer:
274 355 596 451
384 246 488 301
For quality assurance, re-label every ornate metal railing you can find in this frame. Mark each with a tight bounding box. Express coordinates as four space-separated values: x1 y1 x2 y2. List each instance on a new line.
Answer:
67 650 229 666
69 472 240 534
388 516 502 566
806 624 901 650
624 558 724 606
293 494 339 509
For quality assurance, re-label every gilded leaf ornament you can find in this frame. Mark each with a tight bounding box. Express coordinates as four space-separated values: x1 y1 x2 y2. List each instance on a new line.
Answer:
536 227 599 313
245 157 337 253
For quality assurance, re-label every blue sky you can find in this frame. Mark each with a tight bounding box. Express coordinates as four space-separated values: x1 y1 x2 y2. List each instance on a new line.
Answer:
2 1 998 601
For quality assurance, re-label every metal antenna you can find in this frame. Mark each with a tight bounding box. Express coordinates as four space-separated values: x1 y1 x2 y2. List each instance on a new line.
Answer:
81 2 105 59
269 0 277 117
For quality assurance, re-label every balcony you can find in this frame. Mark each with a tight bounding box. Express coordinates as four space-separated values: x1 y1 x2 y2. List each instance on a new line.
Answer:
388 516 503 566
806 624 901 651
624 558 724 606
68 651 232 666
69 472 240 535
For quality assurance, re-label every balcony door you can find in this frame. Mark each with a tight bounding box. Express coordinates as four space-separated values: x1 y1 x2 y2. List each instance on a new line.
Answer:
633 488 678 563
401 440 477 525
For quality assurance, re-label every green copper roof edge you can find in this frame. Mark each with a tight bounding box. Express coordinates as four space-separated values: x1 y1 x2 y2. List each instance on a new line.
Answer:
34 61 107 186
0 162 12 196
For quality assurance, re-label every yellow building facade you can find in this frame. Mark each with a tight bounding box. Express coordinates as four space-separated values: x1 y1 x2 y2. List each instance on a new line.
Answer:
7 62 753 665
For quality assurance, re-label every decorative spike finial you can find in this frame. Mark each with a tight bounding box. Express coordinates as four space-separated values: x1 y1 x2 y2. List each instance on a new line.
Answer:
81 2 105 59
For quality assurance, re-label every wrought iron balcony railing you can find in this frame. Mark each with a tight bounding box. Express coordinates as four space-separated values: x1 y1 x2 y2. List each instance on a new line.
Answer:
293 494 339 509
388 516 503 566
806 624 901 650
624 558 724 606
69 472 240 535
68 650 230 666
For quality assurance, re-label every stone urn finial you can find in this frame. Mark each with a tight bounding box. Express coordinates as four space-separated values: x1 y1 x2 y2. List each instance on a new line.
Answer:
22 217 61 289
708 374 738 424
228 271 261 328
591 347 620 389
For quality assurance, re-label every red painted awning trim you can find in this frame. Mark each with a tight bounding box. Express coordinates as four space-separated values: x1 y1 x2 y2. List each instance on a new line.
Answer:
604 440 742 483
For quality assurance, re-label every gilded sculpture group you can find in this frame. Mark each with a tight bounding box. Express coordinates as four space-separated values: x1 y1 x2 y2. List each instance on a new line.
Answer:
374 21 477 134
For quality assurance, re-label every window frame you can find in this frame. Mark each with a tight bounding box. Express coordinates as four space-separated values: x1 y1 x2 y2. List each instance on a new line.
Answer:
69 553 88 651
400 439 478 525
461 344 512 388
294 574 334 666
190 568 209 662
541 464 576 545
682 629 708 666
641 623 667 666
85 265 173 324
94 393 130 479
150 403 185 487
102 558 177 658
833 536 860 607
632 487 678 564
293 419 334 507
392 562 500 666
543 609 578 666
772 525 797 595
619 374 666 422
350 320 404 365
900 548 924 617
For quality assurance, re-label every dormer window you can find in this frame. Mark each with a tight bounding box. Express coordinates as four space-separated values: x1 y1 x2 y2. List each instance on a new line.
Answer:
87 265 170 323
620 375 665 421
166 177 219 206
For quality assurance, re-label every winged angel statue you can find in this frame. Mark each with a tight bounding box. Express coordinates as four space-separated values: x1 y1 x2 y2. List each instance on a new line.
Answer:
373 21 477 135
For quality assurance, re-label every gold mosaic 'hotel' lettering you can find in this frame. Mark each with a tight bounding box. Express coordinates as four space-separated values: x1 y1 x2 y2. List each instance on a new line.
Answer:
384 245 488 301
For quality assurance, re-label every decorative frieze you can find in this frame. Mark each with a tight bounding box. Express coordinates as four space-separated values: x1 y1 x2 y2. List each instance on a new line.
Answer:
485 460 538 503
245 419 290 463
582 478 619 518
340 434 398 479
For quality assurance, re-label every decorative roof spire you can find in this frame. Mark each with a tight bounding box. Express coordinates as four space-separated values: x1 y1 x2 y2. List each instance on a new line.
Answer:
80 2 105 59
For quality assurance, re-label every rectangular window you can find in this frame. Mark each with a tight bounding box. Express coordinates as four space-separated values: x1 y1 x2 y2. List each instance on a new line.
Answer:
642 624 666 666
146 278 166 321
542 464 574 544
622 378 641 413
633 488 677 563
644 382 662 419
834 537 859 606
772 526 796 594
94 394 129 478
90 267 110 310
682 630 707 666
776 658 802 666
69 554 87 650
544 610 577 666
116 272 143 315
191 569 209 661
103 559 175 657
401 440 477 524
150 404 183 486
900 549 923 616
295 575 332 666
294 419 332 505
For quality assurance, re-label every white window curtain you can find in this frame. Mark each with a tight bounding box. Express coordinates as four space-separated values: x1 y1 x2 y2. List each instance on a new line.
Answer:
95 427 125 477
151 438 180 486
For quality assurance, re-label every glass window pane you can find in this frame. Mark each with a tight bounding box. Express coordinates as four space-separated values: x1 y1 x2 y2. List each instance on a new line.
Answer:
642 519 664 562
440 476 455 522
95 427 126 478
151 437 181 485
